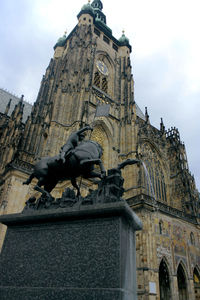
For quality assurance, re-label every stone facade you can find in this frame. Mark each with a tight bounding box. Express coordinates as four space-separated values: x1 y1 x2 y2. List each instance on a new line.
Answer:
0 1 200 299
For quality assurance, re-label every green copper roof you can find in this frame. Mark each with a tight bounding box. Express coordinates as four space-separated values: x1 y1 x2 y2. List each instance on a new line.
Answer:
54 34 67 50
91 0 103 11
91 0 106 25
118 32 130 47
77 1 95 19
81 2 95 15
76 0 131 52
94 19 112 35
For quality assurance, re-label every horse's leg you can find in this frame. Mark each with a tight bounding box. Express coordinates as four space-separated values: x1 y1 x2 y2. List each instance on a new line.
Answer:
34 185 52 199
34 177 52 199
71 177 80 197
44 181 57 194
23 173 35 185
81 159 106 177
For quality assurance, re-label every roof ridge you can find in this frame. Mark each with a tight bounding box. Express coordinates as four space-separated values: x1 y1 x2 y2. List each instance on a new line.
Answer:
0 87 33 106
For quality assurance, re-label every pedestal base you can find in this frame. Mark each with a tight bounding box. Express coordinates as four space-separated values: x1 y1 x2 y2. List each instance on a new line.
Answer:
0 201 142 300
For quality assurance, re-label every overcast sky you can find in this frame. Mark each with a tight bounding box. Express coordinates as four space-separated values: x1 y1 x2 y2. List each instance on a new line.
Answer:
0 0 199 190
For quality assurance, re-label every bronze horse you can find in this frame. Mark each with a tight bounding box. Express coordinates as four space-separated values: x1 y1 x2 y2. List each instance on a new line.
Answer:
23 140 105 197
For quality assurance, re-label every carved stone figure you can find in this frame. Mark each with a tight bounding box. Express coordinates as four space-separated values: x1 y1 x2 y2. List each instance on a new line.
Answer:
23 132 105 198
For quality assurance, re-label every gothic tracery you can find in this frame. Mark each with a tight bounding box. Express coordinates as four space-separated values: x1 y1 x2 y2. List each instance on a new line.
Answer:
141 142 167 202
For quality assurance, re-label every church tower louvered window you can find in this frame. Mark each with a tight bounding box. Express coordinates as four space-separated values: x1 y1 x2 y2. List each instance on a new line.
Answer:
94 72 101 88
93 72 108 94
102 77 108 93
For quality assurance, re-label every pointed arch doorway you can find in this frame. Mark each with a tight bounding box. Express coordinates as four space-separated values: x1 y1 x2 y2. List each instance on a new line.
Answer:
177 264 188 300
159 259 171 300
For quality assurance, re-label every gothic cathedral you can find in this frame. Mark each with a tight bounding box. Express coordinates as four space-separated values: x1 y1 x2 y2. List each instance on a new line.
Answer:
0 1 200 299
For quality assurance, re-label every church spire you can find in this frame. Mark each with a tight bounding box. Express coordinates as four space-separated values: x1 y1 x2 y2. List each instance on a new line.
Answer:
145 107 150 124
160 117 165 133
4 98 12 115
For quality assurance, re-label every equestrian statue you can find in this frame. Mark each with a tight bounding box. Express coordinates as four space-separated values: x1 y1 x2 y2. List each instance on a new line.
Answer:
23 126 106 198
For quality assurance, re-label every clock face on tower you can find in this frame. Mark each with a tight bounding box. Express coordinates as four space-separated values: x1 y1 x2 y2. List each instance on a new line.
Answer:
96 60 109 76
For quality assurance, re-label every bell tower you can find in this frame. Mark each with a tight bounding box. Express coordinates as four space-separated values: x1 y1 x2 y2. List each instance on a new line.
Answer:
0 0 142 224
20 0 138 176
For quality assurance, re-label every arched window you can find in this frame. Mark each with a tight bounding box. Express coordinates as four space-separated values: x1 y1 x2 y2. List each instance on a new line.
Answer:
159 259 171 300
193 267 200 300
177 264 188 300
94 72 100 88
142 155 167 202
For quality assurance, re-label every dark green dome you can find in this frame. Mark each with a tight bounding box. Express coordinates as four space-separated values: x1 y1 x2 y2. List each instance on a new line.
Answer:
119 31 130 46
77 1 95 19
54 33 67 50
81 2 95 14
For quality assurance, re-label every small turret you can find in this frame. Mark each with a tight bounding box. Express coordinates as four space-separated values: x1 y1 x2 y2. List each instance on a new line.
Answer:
54 32 67 50
4 98 12 115
118 30 132 52
82 0 95 14
119 30 129 46
160 117 165 133
77 0 95 20
11 94 24 122
145 107 150 124
20 94 24 102
53 31 68 59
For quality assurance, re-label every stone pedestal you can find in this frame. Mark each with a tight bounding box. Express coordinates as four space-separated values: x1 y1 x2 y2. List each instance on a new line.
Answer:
0 201 142 300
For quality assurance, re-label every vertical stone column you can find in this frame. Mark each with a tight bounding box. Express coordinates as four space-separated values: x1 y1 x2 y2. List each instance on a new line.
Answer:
171 275 179 300
188 278 195 300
